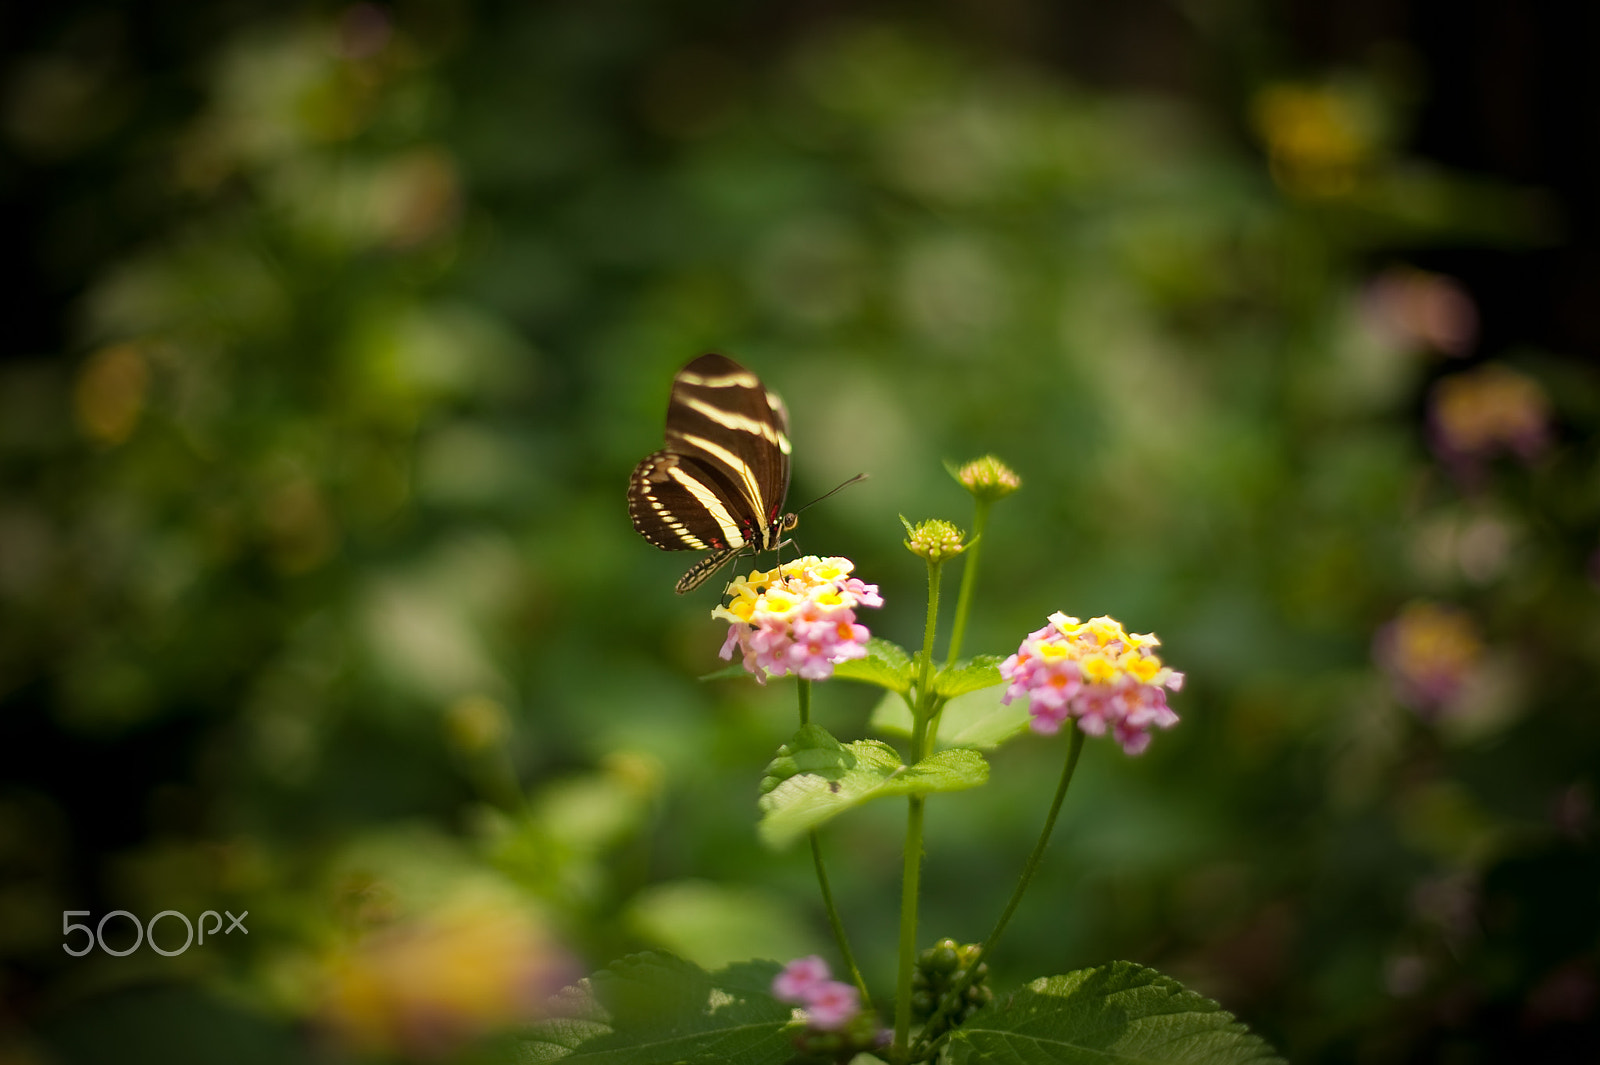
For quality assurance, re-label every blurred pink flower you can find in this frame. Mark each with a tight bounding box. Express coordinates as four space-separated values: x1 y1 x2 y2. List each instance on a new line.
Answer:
1374 601 1485 715
1362 267 1478 357
805 980 863 1031
771 954 831 1001
771 955 862 1031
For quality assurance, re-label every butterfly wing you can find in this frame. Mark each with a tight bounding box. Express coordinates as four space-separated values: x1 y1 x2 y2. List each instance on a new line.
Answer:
628 354 793 559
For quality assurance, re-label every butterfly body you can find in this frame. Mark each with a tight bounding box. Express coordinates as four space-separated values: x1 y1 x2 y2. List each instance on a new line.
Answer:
628 354 798 594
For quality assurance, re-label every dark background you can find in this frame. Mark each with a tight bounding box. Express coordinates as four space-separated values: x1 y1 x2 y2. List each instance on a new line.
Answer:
3 2 1598 1063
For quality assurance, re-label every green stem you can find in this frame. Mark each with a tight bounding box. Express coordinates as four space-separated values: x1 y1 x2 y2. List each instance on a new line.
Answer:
915 726 1086 1056
945 499 991 666
976 725 1085 977
915 559 941 728
894 559 944 1060
795 678 869 1005
892 794 925 1061
811 832 870 1005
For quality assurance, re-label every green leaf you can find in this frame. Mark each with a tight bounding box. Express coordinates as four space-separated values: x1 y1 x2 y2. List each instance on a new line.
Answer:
933 655 1005 697
867 685 1030 751
831 637 913 693
758 725 852 796
623 881 819 972
697 663 751 682
945 962 1285 1065
935 686 1032 749
516 952 797 1064
758 740 988 849
866 690 913 739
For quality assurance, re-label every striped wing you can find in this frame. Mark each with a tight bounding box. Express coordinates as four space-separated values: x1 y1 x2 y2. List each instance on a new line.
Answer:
628 354 793 576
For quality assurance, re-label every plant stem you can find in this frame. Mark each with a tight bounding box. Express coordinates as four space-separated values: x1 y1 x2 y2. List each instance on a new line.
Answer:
892 794 925 1062
985 726 1085 956
915 559 941 723
945 498 991 666
811 831 870 1004
915 726 1086 1057
795 678 869 1004
894 559 944 1060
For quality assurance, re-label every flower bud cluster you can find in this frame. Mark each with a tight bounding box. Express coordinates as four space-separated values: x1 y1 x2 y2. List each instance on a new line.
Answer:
911 938 991 1036
953 455 1021 501
903 518 966 562
714 557 882 685
1000 612 1184 755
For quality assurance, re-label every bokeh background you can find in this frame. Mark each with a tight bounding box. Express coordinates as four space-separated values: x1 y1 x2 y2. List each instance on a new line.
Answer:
4 2 1599 1062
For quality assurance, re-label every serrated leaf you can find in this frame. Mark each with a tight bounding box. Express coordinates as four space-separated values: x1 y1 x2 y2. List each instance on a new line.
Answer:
933 656 1004 697
758 742 988 849
867 686 1030 751
831 637 913 693
516 952 796 1065
945 962 1285 1065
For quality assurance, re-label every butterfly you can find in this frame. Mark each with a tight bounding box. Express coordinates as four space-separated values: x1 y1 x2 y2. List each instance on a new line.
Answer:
628 354 799 594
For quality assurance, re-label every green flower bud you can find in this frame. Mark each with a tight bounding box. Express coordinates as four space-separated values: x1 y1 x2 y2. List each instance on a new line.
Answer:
951 455 1021 501
902 517 967 562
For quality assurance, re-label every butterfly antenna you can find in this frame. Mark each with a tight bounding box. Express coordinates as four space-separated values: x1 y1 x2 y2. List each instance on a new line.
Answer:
776 474 866 572
795 472 868 515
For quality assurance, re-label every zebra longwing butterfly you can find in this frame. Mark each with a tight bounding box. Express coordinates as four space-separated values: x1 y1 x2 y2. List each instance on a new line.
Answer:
628 354 799 594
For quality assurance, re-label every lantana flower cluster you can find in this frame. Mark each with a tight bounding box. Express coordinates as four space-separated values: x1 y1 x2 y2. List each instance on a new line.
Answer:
1000 612 1184 755
714 556 882 685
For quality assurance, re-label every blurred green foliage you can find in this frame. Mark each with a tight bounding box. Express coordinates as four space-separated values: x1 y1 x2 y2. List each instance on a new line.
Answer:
3 3 1598 1063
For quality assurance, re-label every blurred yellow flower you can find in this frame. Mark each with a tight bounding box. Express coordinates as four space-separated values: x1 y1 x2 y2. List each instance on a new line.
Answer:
1252 83 1374 198
73 342 150 445
444 693 511 753
317 885 572 1059
1374 601 1485 715
1429 363 1552 469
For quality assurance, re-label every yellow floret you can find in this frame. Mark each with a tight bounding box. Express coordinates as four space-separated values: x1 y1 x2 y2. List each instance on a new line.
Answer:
1082 656 1118 684
1085 617 1128 646
1125 654 1163 684
1048 612 1083 636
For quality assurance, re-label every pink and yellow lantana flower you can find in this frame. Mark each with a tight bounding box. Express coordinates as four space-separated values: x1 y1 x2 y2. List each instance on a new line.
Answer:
714 556 882 684
1000 612 1184 755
